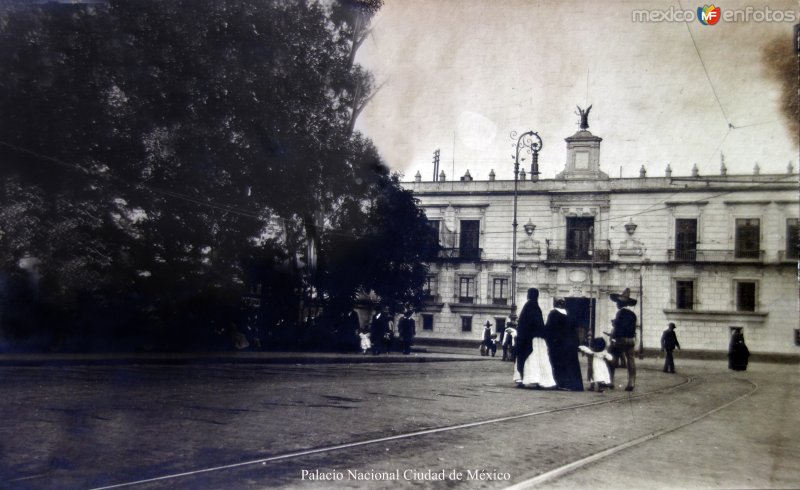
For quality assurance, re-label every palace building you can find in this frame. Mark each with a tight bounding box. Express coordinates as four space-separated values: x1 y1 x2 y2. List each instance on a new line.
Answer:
404 116 799 356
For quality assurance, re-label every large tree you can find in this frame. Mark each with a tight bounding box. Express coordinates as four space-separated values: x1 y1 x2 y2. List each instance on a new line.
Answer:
0 0 434 351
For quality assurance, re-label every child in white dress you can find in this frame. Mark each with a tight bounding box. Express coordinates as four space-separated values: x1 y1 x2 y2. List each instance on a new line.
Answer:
579 337 614 392
358 330 371 354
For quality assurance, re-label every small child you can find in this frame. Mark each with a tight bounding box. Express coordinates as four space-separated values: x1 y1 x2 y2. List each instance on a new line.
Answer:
502 326 517 362
579 337 614 392
358 329 371 355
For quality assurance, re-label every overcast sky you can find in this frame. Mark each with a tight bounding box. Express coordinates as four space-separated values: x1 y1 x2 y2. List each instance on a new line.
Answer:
355 0 800 181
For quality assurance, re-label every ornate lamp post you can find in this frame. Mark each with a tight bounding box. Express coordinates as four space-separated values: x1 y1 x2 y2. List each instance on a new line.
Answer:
509 130 543 325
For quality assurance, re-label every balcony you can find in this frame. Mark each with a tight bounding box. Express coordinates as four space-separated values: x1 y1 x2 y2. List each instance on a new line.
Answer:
435 247 483 262
778 250 798 263
545 240 611 263
667 249 764 263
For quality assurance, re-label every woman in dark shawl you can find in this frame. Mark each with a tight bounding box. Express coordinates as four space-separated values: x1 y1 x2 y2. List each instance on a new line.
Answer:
514 288 556 388
546 298 584 391
728 329 750 371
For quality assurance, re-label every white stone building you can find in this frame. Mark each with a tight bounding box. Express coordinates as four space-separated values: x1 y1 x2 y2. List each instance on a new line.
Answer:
404 122 799 356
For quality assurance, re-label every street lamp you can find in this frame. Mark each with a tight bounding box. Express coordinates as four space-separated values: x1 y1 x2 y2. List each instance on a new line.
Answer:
509 130 543 325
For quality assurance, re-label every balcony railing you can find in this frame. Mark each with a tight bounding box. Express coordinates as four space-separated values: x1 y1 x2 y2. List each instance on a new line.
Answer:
492 297 508 306
545 242 611 263
778 250 799 262
667 249 764 262
436 247 483 261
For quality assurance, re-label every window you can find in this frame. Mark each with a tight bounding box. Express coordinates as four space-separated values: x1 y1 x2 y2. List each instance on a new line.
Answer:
461 316 472 332
422 314 434 331
736 282 756 312
566 217 593 260
787 218 799 260
427 220 441 245
459 276 475 303
675 219 697 261
459 220 480 259
735 219 760 259
492 278 508 305
676 280 694 310
424 275 438 300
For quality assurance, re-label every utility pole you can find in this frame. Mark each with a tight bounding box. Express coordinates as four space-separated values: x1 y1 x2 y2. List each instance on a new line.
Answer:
639 272 644 359
588 226 595 381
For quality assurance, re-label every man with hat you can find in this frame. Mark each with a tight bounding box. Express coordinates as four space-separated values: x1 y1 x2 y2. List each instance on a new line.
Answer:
608 287 638 391
397 307 416 355
660 322 681 373
481 320 497 357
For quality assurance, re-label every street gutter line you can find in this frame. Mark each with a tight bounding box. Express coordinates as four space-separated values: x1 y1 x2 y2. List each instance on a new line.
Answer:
505 378 759 489
87 376 693 490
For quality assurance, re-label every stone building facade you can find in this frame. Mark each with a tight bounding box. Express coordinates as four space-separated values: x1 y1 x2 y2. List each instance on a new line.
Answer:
404 124 799 356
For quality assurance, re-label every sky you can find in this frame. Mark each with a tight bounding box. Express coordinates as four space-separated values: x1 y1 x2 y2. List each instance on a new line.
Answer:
354 0 800 181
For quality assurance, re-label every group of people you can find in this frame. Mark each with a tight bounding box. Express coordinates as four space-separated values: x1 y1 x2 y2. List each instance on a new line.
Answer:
509 285 753 393
513 288 586 391
512 287 641 392
358 306 416 355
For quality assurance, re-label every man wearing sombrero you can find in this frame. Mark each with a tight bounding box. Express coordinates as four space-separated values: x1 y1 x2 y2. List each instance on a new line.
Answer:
608 287 638 391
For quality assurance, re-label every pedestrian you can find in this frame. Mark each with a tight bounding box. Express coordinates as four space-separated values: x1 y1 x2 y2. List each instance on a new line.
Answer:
343 309 362 352
481 321 497 357
369 307 389 355
358 328 371 355
728 328 750 371
384 317 396 353
502 325 517 362
579 337 614 392
660 322 681 373
397 308 416 355
546 298 583 391
515 288 556 389
607 287 638 391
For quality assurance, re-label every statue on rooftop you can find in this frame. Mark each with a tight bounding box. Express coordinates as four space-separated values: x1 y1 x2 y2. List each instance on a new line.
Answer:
575 105 592 130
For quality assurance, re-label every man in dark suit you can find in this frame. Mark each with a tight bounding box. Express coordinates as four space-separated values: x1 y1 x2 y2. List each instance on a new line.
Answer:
397 308 416 355
661 322 681 373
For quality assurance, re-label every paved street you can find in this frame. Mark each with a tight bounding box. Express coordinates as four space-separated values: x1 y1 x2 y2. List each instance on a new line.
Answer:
0 350 797 489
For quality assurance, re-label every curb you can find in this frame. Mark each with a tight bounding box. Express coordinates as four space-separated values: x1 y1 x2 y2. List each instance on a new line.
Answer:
0 352 489 367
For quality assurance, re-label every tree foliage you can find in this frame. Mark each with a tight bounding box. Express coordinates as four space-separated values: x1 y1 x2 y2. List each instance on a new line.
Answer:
0 0 433 351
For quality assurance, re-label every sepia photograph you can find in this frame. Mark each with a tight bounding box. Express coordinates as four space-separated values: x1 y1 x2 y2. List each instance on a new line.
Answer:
0 0 798 488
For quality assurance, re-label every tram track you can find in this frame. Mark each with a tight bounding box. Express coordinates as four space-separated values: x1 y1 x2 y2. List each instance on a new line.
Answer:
88 372 702 489
508 376 760 489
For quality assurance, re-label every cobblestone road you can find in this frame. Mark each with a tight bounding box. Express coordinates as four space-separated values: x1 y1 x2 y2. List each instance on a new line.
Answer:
0 353 796 489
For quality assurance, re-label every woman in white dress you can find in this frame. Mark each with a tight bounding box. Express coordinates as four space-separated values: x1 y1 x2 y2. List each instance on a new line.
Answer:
516 288 556 389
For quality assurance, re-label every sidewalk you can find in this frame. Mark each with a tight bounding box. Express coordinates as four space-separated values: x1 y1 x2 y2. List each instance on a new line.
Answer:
0 347 488 367
1 345 794 367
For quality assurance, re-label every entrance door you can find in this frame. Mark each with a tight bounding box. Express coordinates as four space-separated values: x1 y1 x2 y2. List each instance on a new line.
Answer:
564 297 596 344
